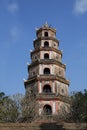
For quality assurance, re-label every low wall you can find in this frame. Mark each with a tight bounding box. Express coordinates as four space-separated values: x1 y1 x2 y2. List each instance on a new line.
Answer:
0 123 87 130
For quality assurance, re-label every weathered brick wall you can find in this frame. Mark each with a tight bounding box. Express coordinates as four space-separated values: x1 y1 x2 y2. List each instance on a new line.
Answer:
0 123 87 130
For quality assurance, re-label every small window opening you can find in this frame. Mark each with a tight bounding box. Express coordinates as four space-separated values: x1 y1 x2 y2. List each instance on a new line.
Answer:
35 56 37 59
54 43 56 46
43 85 51 93
59 69 62 75
44 53 49 59
44 32 48 37
61 89 64 93
43 105 52 115
44 68 50 74
33 72 35 75
44 41 49 47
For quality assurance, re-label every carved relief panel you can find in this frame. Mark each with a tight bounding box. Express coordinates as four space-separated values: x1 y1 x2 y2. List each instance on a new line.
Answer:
54 65 65 78
29 65 39 78
34 41 41 49
51 51 61 62
31 52 40 62
55 81 68 96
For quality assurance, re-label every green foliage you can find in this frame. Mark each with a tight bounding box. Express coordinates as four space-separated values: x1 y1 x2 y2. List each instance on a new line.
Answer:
70 89 87 123
53 90 87 123
0 89 87 123
0 92 19 122
0 91 39 123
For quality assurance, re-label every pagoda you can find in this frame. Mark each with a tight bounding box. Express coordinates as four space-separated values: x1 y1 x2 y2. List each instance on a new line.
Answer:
24 23 70 115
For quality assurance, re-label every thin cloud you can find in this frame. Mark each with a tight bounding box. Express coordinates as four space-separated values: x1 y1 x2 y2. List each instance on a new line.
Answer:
73 0 87 14
7 2 19 13
10 27 20 40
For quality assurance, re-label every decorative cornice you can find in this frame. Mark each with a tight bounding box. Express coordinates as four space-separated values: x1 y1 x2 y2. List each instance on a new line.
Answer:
28 59 66 71
24 75 37 88
34 37 59 46
36 27 56 36
37 75 70 85
31 47 62 56
24 75 70 87
36 94 70 104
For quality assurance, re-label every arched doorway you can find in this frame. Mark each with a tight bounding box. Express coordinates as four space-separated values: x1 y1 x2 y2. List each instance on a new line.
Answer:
44 53 49 59
44 68 50 74
43 105 52 115
44 41 49 47
43 85 51 93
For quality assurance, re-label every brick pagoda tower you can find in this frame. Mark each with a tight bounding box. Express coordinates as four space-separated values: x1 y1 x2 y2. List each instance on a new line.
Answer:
24 23 70 115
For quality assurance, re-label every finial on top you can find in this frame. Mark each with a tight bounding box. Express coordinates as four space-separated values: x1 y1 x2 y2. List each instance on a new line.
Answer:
44 21 49 27
45 21 48 26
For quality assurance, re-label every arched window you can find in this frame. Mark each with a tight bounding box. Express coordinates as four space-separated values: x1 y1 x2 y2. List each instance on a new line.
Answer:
44 53 49 59
43 105 52 115
44 41 49 47
61 89 64 94
43 85 51 93
44 32 48 37
44 68 50 74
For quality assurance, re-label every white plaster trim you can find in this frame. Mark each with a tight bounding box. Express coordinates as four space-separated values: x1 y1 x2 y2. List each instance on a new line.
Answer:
52 82 55 93
50 51 51 59
39 108 42 115
53 102 56 114
39 82 42 93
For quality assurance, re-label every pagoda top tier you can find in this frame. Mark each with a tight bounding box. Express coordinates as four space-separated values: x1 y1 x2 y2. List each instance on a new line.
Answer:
36 22 56 37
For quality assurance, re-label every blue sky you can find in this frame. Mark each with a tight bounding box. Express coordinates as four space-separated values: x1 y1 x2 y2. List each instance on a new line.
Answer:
0 0 87 95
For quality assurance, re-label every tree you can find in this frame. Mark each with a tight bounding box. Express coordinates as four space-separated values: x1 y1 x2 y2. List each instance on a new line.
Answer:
53 104 70 123
11 93 24 119
53 90 87 123
21 89 39 122
0 92 19 122
0 92 8 122
69 89 87 123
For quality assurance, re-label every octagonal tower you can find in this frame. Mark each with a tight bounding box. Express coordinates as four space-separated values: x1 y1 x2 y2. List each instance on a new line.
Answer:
24 23 70 115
